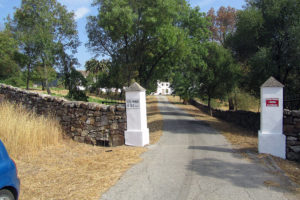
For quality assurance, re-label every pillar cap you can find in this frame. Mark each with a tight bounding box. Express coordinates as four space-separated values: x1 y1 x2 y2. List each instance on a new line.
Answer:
261 76 284 88
125 82 146 92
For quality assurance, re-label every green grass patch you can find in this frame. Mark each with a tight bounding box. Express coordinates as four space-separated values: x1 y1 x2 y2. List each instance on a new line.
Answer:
88 97 122 105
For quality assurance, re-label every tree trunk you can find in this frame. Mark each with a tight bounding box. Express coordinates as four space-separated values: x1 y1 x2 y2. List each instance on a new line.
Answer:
228 96 234 110
208 96 212 116
42 81 45 91
183 98 188 105
43 63 51 95
26 64 30 90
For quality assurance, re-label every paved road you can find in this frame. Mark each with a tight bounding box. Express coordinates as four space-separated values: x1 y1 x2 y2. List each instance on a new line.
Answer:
101 96 298 200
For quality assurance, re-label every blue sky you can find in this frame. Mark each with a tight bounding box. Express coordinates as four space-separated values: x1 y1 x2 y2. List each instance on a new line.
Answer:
0 0 245 70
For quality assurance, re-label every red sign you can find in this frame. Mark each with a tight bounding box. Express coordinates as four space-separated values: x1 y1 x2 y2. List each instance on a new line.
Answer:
266 98 279 107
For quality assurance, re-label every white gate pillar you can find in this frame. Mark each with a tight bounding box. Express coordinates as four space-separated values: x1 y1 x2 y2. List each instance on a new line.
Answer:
124 82 149 146
258 77 286 159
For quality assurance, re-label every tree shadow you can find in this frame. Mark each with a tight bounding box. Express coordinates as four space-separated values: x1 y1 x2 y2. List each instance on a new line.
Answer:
147 118 216 135
187 157 293 192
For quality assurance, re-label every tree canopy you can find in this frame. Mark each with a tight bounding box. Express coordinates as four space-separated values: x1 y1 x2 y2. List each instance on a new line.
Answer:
227 0 300 95
11 0 79 92
86 0 208 88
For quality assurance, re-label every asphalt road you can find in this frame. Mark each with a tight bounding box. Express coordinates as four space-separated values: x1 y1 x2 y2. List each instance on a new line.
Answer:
101 96 298 200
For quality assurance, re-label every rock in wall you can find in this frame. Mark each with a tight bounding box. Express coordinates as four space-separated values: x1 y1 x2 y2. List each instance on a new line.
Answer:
284 109 300 162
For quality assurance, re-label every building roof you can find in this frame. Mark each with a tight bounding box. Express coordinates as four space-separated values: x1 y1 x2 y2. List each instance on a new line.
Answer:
78 70 89 78
125 82 146 92
261 76 284 88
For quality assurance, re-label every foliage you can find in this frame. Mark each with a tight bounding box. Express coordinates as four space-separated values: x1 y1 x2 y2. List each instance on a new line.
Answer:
85 59 111 92
85 59 109 74
31 65 57 88
227 0 300 96
207 6 237 45
0 29 20 80
171 6 211 103
232 88 260 111
86 0 196 88
172 69 198 104
199 42 240 111
11 0 79 93
67 68 88 101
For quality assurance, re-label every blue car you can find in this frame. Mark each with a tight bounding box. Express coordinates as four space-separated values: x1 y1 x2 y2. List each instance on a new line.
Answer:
0 140 20 200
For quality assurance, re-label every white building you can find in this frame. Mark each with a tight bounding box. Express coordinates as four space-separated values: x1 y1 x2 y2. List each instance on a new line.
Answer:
154 81 173 95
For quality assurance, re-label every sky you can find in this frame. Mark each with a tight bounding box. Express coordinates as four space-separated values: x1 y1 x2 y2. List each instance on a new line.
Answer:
0 0 245 70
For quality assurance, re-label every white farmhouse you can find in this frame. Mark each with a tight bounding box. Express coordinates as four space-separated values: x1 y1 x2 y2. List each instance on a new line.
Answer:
154 81 173 95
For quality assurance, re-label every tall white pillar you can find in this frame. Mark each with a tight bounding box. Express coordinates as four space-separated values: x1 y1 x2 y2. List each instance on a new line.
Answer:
258 77 286 159
124 82 149 146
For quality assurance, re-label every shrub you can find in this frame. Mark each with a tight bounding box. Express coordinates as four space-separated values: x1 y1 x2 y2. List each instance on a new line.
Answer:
233 88 260 112
67 68 88 101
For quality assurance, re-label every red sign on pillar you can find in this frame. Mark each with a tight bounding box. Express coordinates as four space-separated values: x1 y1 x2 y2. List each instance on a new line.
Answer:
266 98 279 107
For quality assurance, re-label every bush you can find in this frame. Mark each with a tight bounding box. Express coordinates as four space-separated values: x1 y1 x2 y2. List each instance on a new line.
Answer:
67 68 88 101
233 88 260 112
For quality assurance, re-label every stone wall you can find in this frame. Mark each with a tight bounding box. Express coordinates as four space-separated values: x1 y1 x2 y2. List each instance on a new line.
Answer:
283 109 300 162
189 99 260 132
0 84 126 146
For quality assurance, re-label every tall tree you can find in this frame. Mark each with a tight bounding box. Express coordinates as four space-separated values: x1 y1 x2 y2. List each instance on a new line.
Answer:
207 6 238 110
207 6 237 45
86 0 192 88
227 0 300 95
12 0 79 93
199 42 240 114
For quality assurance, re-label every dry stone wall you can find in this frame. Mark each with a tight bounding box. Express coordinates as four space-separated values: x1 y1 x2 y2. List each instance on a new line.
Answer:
283 109 300 162
0 84 126 146
189 99 260 132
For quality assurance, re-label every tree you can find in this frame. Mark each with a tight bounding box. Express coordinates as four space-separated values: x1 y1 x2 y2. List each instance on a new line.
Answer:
171 6 210 104
0 29 20 81
85 59 111 93
227 0 300 96
12 0 79 93
31 65 57 90
207 6 238 110
86 0 192 88
67 68 88 101
198 42 240 114
85 59 110 75
207 6 237 45
57 47 79 90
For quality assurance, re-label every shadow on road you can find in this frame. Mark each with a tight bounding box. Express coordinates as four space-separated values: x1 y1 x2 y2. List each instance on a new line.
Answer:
187 157 295 193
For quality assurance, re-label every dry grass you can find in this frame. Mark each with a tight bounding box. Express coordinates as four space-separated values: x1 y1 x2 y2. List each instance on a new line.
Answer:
16 141 146 200
147 96 163 144
0 95 163 200
167 96 300 193
0 101 62 159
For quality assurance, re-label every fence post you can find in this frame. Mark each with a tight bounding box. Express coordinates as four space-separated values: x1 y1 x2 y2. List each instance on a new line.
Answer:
258 77 286 158
124 82 149 146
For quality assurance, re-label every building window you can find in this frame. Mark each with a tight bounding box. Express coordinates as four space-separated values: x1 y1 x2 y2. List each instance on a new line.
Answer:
162 83 164 86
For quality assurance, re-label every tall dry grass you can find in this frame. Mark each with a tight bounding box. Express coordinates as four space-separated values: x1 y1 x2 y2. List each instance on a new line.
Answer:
0 101 62 159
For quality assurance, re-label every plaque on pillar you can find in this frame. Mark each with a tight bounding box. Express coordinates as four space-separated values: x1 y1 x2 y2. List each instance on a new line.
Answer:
258 77 286 159
124 82 149 147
